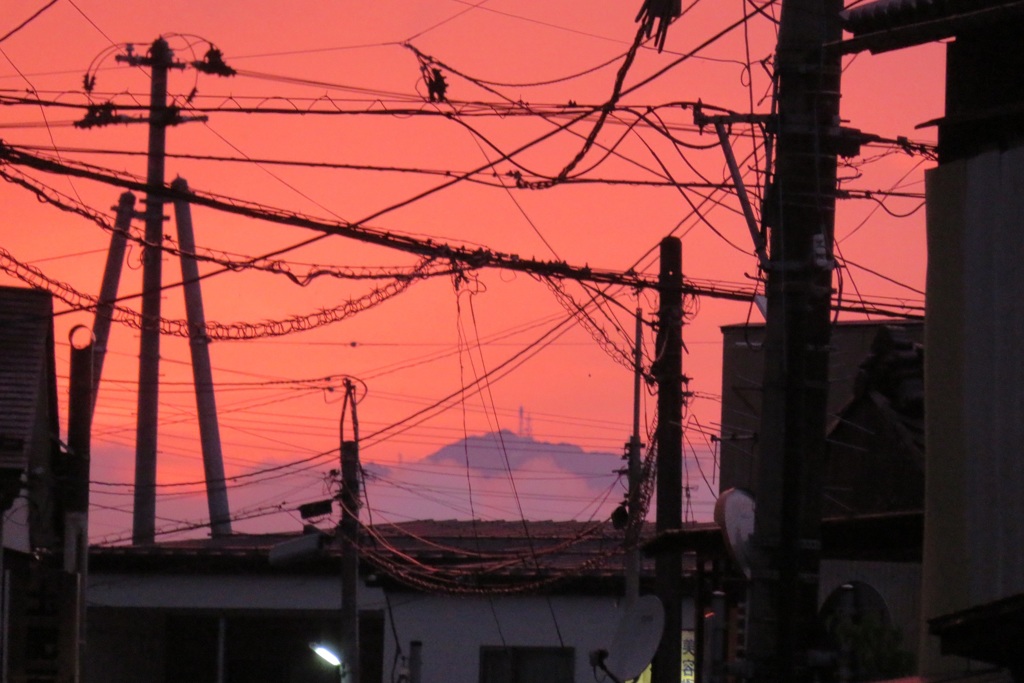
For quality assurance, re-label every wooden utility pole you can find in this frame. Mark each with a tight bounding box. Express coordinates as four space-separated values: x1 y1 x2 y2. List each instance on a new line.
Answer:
745 1 844 682
625 308 644 605
66 327 94 683
652 236 683 683
339 380 361 683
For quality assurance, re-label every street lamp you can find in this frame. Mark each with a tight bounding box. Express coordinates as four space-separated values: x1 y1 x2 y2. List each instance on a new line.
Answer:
312 643 341 667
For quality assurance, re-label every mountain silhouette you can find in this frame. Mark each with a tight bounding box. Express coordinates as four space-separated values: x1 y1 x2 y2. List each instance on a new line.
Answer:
422 429 623 489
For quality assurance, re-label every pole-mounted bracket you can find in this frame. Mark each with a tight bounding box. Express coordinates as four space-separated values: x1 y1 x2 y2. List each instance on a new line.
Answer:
692 103 772 271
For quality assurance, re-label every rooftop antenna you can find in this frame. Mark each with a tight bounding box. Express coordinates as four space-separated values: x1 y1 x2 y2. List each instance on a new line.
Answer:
518 406 533 438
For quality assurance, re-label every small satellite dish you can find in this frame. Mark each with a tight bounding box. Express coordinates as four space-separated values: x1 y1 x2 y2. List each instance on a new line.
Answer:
754 294 768 319
602 594 665 682
714 488 755 578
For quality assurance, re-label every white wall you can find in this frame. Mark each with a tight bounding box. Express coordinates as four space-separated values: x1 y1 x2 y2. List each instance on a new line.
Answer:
383 592 627 683
384 591 696 683
819 559 922 654
88 572 384 611
88 570 690 683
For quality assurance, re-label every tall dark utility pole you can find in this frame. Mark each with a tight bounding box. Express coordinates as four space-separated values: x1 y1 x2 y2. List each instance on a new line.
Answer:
746 1 843 682
117 38 184 545
624 308 644 605
339 380 362 683
652 236 683 683
66 328 94 683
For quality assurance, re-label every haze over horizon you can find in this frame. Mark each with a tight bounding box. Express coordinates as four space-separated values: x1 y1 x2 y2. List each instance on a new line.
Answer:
0 1 937 543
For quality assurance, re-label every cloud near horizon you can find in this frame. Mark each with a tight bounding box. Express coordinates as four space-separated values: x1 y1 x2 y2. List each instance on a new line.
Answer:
363 429 627 522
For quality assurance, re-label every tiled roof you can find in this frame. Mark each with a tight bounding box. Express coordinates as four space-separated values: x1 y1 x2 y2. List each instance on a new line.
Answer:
0 286 56 470
363 519 648 578
90 520 661 590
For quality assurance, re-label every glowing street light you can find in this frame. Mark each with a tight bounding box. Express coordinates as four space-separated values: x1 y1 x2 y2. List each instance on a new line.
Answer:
311 644 341 667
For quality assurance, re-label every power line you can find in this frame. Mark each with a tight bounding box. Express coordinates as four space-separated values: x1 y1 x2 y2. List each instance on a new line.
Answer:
1 163 458 286
0 242 430 340
12 143 747 190
6 143 924 315
0 0 58 45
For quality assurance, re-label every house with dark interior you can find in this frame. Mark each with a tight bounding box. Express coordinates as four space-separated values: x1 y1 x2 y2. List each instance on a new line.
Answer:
0 286 75 683
646 320 926 683
84 519 685 683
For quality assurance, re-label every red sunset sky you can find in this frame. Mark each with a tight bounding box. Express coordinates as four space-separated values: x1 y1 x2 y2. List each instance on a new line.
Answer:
0 1 939 542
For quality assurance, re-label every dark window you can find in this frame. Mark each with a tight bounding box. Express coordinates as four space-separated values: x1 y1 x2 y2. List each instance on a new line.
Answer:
479 646 574 683
164 611 384 683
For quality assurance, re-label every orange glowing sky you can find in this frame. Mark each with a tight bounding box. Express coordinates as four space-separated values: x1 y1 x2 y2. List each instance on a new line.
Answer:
0 1 941 541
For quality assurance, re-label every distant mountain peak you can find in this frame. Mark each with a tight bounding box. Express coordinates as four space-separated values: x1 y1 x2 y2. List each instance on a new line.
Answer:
424 430 622 484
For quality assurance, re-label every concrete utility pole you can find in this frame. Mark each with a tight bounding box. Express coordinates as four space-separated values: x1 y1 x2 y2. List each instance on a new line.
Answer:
91 192 136 413
745 1 844 682
171 177 232 536
84 39 227 542
652 236 683 683
117 38 184 545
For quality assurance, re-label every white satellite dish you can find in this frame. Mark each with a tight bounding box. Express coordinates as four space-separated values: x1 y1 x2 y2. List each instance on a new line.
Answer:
601 594 665 683
714 487 755 578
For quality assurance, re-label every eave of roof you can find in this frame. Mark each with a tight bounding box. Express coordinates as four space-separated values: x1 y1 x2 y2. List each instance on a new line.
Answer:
929 593 1024 669
644 510 923 563
833 0 1024 55
720 319 923 333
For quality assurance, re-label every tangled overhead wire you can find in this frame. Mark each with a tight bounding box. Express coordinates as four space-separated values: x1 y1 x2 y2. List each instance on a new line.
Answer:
0 243 427 340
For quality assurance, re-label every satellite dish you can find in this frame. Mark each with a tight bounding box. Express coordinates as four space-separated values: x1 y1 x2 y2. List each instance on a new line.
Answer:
714 488 755 578
601 594 665 682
